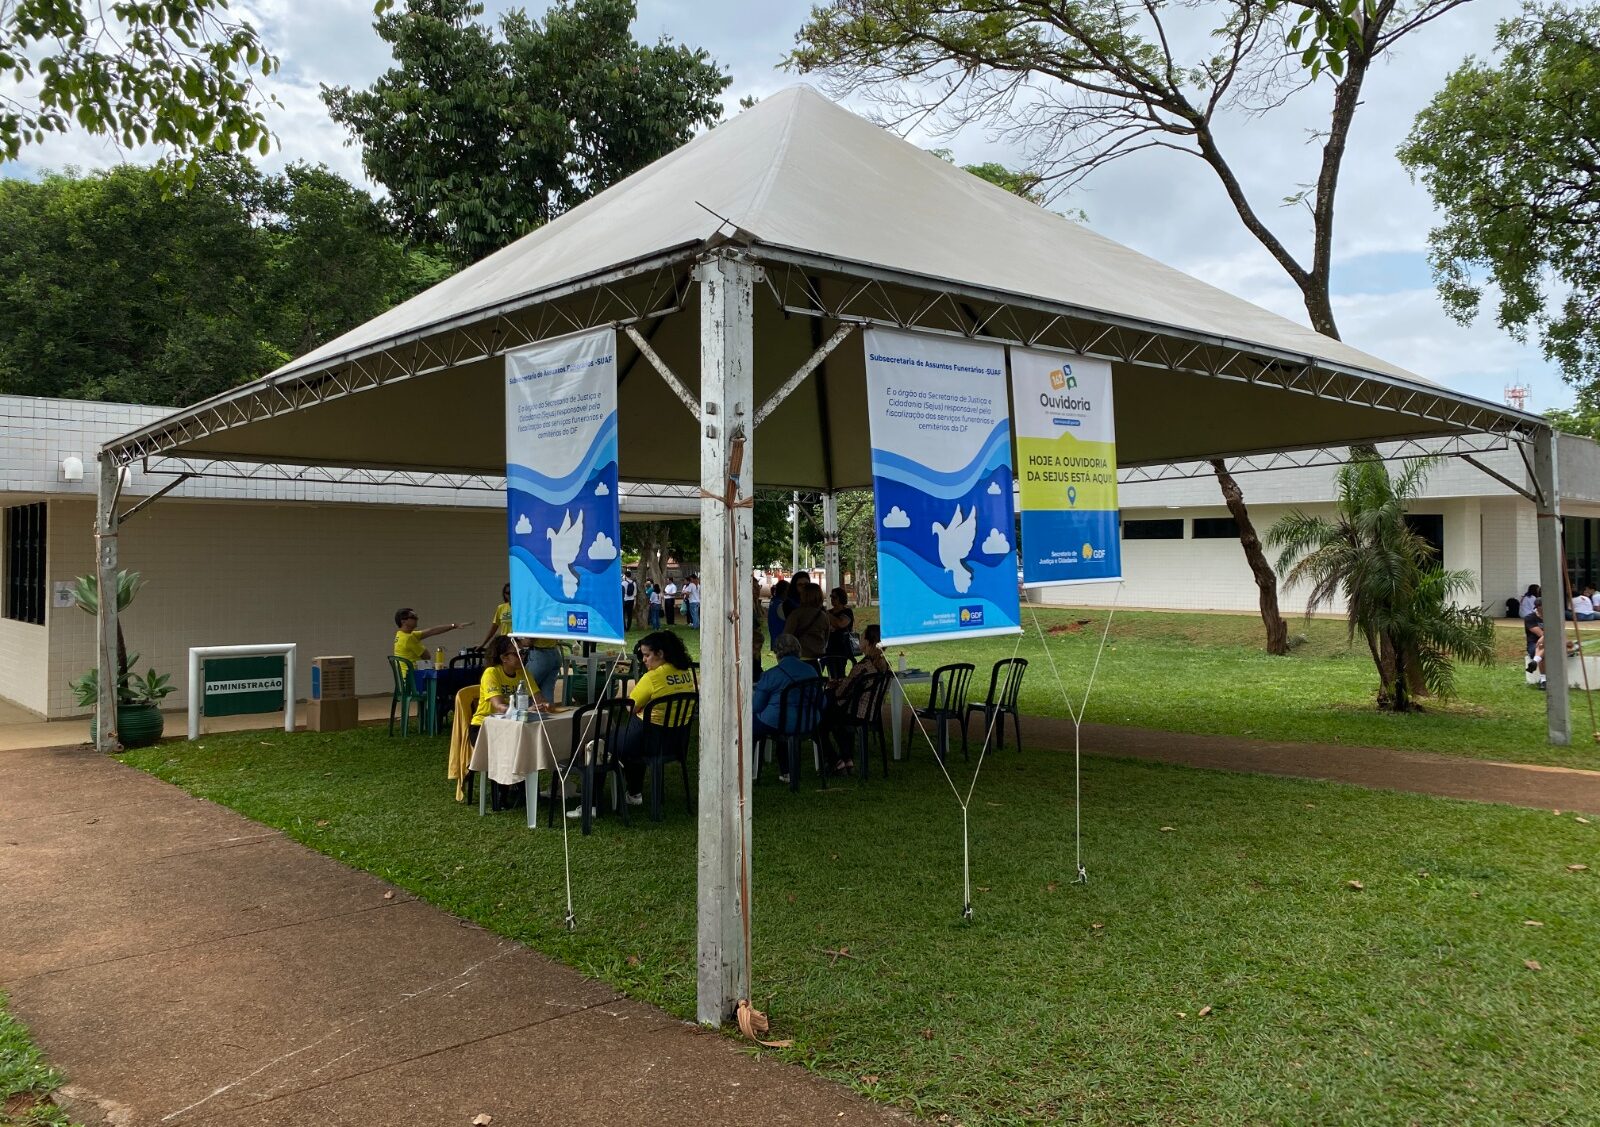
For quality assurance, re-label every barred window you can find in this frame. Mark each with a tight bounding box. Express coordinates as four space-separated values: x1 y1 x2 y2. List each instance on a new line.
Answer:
1122 519 1184 540
1192 517 1240 540
4 503 46 625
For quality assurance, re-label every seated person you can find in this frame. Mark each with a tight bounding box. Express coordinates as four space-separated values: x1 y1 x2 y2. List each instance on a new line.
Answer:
1574 586 1597 622
1527 599 1548 689
393 608 461 664
817 624 889 773
471 636 551 738
752 635 822 768
570 630 695 817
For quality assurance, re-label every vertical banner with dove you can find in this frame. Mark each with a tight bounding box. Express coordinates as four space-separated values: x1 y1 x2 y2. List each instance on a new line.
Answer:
504 328 624 643
1010 346 1122 587
864 327 1021 645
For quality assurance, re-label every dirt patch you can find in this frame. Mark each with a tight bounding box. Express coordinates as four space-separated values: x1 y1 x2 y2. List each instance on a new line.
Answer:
1047 619 1094 635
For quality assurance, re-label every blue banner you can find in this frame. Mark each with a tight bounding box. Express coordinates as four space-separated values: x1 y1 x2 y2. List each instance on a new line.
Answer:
864 327 1020 645
504 329 624 643
1010 347 1122 586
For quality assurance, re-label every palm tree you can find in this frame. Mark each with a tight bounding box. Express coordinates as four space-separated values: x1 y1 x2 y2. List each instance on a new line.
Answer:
1268 454 1494 712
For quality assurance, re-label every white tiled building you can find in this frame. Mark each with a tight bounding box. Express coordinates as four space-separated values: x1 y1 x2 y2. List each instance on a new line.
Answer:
0 396 695 719
1038 434 1600 616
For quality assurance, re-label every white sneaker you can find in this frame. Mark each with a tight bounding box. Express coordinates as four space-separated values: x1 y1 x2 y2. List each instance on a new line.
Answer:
778 774 791 785
625 792 644 807
566 805 597 819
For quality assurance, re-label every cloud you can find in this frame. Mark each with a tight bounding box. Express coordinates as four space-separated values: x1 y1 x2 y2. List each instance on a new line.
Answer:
594 481 610 496
514 514 532 535
982 528 1010 554
587 532 618 560
882 506 911 529
987 481 1002 495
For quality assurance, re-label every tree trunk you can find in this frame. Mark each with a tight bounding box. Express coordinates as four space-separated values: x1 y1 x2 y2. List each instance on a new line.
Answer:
1211 460 1288 655
1365 628 1393 710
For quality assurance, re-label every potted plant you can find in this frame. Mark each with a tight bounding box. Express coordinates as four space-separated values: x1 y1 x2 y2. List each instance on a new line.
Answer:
68 570 173 749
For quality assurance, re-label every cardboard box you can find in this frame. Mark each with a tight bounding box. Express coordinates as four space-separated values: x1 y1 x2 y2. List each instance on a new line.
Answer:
311 656 356 700
305 697 359 732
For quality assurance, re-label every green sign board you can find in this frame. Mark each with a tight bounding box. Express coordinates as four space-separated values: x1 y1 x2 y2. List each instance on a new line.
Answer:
202 655 287 717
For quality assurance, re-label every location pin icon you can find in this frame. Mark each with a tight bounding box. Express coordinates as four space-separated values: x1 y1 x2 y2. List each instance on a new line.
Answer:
1068 486 1078 506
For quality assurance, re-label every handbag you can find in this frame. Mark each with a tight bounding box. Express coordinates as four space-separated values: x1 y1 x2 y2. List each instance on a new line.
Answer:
847 630 863 657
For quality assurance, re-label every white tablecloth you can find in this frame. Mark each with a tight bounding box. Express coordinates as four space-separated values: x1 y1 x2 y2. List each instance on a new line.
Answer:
469 711 580 785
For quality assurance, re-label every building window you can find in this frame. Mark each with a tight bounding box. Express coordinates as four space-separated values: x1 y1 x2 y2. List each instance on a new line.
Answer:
4 502 46 625
1192 517 1240 539
1404 513 1446 568
1567 516 1600 592
1123 518 1184 540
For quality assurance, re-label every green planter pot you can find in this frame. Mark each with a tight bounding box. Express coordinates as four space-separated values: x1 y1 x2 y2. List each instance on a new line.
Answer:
89 702 166 750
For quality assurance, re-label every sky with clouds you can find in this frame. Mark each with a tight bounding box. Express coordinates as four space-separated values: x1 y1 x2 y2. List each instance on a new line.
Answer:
5 0 1571 412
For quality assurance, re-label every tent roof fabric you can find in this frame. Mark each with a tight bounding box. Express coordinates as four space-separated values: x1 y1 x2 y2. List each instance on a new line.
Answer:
103 86 1536 484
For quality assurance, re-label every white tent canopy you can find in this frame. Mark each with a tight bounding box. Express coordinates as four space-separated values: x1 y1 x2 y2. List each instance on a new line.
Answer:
97 85 1570 1026
105 85 1535 485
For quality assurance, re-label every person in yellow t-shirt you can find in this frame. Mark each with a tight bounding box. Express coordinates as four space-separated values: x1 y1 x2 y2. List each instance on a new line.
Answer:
471 635 550 730
569 630 694 818
479 583 513 651
392 608 462 664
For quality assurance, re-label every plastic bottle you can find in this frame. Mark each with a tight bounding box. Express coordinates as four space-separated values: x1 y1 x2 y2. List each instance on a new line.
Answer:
435 646 445 666
898 652 908 673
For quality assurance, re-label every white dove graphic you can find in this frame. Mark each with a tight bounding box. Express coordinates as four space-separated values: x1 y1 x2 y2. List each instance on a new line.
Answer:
931 504 978 593
546 509 585 598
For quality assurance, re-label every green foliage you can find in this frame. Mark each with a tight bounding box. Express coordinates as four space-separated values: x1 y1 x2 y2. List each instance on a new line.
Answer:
323 0 730 264
1269 453 1495 710
0 990 74 1126
69 570 143 616
0 0 278 173
1546 389 1600 441
1399 2 1600 390
0 159 446 406
1267 0 1380 79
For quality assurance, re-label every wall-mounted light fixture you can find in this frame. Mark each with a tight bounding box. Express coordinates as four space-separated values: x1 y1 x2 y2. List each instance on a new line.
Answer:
59 455 84 482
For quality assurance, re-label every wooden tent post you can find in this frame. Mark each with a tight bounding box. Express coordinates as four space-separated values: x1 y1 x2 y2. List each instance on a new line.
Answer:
694 250 760 1025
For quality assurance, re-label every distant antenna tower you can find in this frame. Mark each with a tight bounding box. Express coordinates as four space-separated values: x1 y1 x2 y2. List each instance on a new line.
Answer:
1504 382 1530 412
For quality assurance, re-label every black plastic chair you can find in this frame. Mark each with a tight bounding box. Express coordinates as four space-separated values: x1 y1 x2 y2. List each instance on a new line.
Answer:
755 678 828 792
640 693 698 822
449 648 486 669
837 670 891 781
964 658 1029 754
562 697 635 832
916 662 975 762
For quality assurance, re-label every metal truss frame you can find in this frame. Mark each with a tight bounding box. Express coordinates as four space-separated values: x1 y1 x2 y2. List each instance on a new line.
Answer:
1119 432 1520 483
756 250 1543 445
102 252 697 469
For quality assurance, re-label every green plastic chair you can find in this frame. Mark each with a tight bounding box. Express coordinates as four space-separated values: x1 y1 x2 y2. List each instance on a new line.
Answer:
387 655 422 736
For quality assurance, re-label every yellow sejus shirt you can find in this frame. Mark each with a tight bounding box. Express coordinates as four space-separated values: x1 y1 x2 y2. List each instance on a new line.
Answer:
493 602 512 635
631 663 695 725
473 665 523 726
394 630 428 663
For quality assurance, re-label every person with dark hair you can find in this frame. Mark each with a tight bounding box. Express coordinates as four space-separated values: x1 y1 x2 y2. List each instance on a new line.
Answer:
570 629 695 817
817 624 889 773
823 586 855 679
622 571 638 630
393 608 461 664
478 583 512 651
685 573 702 629
471 635 548 810
1522 584 1544 659
784 581 830 667
766 579 790 654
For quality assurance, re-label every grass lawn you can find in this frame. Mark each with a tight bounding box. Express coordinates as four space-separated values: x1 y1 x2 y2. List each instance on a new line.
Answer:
655 606 1600 770
0 992 75 1126
124 725 1600 1126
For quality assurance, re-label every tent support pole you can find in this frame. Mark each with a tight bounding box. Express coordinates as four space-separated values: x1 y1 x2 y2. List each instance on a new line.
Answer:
694 250 760 1025
1533 426 1570 745
95 456 122 753
822 491 839 591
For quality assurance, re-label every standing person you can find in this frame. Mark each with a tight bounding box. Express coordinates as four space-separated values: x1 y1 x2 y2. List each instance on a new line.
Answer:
394 609 462 664
521 635 564 704
783 582 831 668
622 571 638 631
647 582 663 629
478 584 512 652
1521 584 1543 659
787 570 810 617
766 579 790 655
823 586 855 679
685 573 702 629
664 577 679 625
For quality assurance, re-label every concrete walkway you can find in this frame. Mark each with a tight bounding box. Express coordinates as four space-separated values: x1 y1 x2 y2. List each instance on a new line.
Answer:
0 745 906 1127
